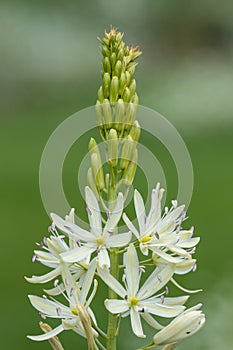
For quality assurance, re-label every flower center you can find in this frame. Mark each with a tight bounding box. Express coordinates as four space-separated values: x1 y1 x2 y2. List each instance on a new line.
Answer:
129 296 139 306
71 308 79 316
96 236 105 245
140 236 151 243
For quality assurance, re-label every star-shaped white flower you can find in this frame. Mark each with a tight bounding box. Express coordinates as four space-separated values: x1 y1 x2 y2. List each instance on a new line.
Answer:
123 184 199 263
51 187 131 269
27 259 98 343
98 244 188 338
25 209 90 293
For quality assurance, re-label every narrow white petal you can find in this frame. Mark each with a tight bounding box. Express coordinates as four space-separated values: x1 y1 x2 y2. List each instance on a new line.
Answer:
25 266 61 284
85 186 102 236
177 237 200 248
166 245 191 258
122 213 139 239
28 295 72 318
107 232 131 248
150 249 183 263
104 192 124 232
171 278 203 294
142 312 164 330
27 324 64 341
130 308 145 338
50 213 93 241
124 244 140 296
142 301 185 318
134 189 146 233
138 265 174 300
80 258 96 304
98 248 110 269
97 267 126 298
61 246 94 263
105 299 129 314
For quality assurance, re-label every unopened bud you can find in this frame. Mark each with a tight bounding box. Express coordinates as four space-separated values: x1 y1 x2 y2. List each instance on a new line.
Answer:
95 101 103 127
122 149 138 185
103 57 111 75
87 168 99 199
102 45 110 57
117 48 124 61
123 87 131 102
110 52 117 68
97 86 104 103
119 72 126 96
125 102 137 129
114 99 125 131
110 76 119 103
125 71 131 86
75 303 98 350
120 135 135 169
107 129 118 167
113 60 122 77
127 63 136 77
91 153 105 191
103 72 111 98
129 79 136 98
102 99 112 128
130 120 141 142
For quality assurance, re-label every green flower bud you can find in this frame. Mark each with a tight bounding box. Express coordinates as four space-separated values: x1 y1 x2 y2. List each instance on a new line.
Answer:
103 57 111 75
103 72 111 98
91 152 105 191
102 99 112 128
107 129 118 167
125 71 131 86
95 100 103 127
114 99 125 131
129 79 136 98
125 102 137 129
131 92 139 105
127 64 136 77
123 87 131 102
117 48 124 61
110 52 117 69
120 135 135 169
110 76 119 103
122 149 138 186
113 60 122 78
102 45 110 57
119 72 126 96
105 173 110 191
87 167 99 199
97 86 104 103
129 120 141 142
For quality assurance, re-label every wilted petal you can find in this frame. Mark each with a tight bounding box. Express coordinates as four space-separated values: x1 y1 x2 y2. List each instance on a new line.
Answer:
27 324 64 341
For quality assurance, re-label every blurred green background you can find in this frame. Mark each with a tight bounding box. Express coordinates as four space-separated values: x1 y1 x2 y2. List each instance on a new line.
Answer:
1 0 233 349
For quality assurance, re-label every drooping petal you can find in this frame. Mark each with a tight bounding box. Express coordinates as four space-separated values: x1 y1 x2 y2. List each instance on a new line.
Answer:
107 232 131 248
105 299 129 314
122 213 139 239
28 295 73 318
98 248 110 269
141 312 164 330
130 308 145 338
134 189 146 234
124 244 140 296
104 192 124 232
138 265 175 300
150 248 183 264
85 186 102 236
27 324 64 341
176 237 200 248
97 267 126 299
61 246 94 263
25 266 61 284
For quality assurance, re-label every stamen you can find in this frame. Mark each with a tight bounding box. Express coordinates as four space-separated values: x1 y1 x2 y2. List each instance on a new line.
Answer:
124 295 128 300
139 265 145 273
160 295 165 304
76 240 81 247
48 223 55 232
139 307 145 313
165 207 169 214
171 200 178 208
39 312 46 319
64 225 73 232
54 279 59 287
108 229 114 234
43 237 48 246
192 263 197 272
157 274 162 282
165 286 169 295
154 232 160 239
86 207 92 215
56 307 61 316
32 254 38 263
70 287 74 297
106 210 111 218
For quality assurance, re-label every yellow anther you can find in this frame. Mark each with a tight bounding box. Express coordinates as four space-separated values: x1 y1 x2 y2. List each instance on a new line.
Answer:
71 308 79 316
140 236 151 243
129 296 138 306
96 236 105 245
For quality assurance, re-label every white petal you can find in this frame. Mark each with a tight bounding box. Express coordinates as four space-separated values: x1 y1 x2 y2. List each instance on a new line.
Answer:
104 192 124 232
142 301 185 318
107 232 131 248
150 249 183 263
122 213 139 239
134 189 146 233
142 312 164 330
105 299 129 314
130 308 145 338
138 265 174 300
25 266 61 284
171 278 202 294
166 245 191 258
85 186 102 236
147 184 164 228
97 266 126 298
51 213 93 241
80 258 96 304
27 324 64 341
98 248 110 270
177 237 200 248
61 246 94 263
28 295 72 318
124 244 140 296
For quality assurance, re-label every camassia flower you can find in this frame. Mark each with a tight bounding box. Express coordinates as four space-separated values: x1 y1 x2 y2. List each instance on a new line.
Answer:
98 244 188 338
25 209 90 293
27 260 98 346
153 304 205 346
51 186 131 269
123 184 200 263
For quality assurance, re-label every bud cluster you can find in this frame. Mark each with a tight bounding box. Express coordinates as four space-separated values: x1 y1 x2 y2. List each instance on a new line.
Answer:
96 27 142 139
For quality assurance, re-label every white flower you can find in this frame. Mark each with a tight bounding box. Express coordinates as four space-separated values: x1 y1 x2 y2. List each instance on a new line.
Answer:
123 184 199 263
25 209 90 292
98 244 188 338
51 187 131 269
27 259 98 342
153 304 205 346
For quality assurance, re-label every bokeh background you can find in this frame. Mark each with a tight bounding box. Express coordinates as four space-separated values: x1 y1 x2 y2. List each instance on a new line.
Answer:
1 0 233 349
